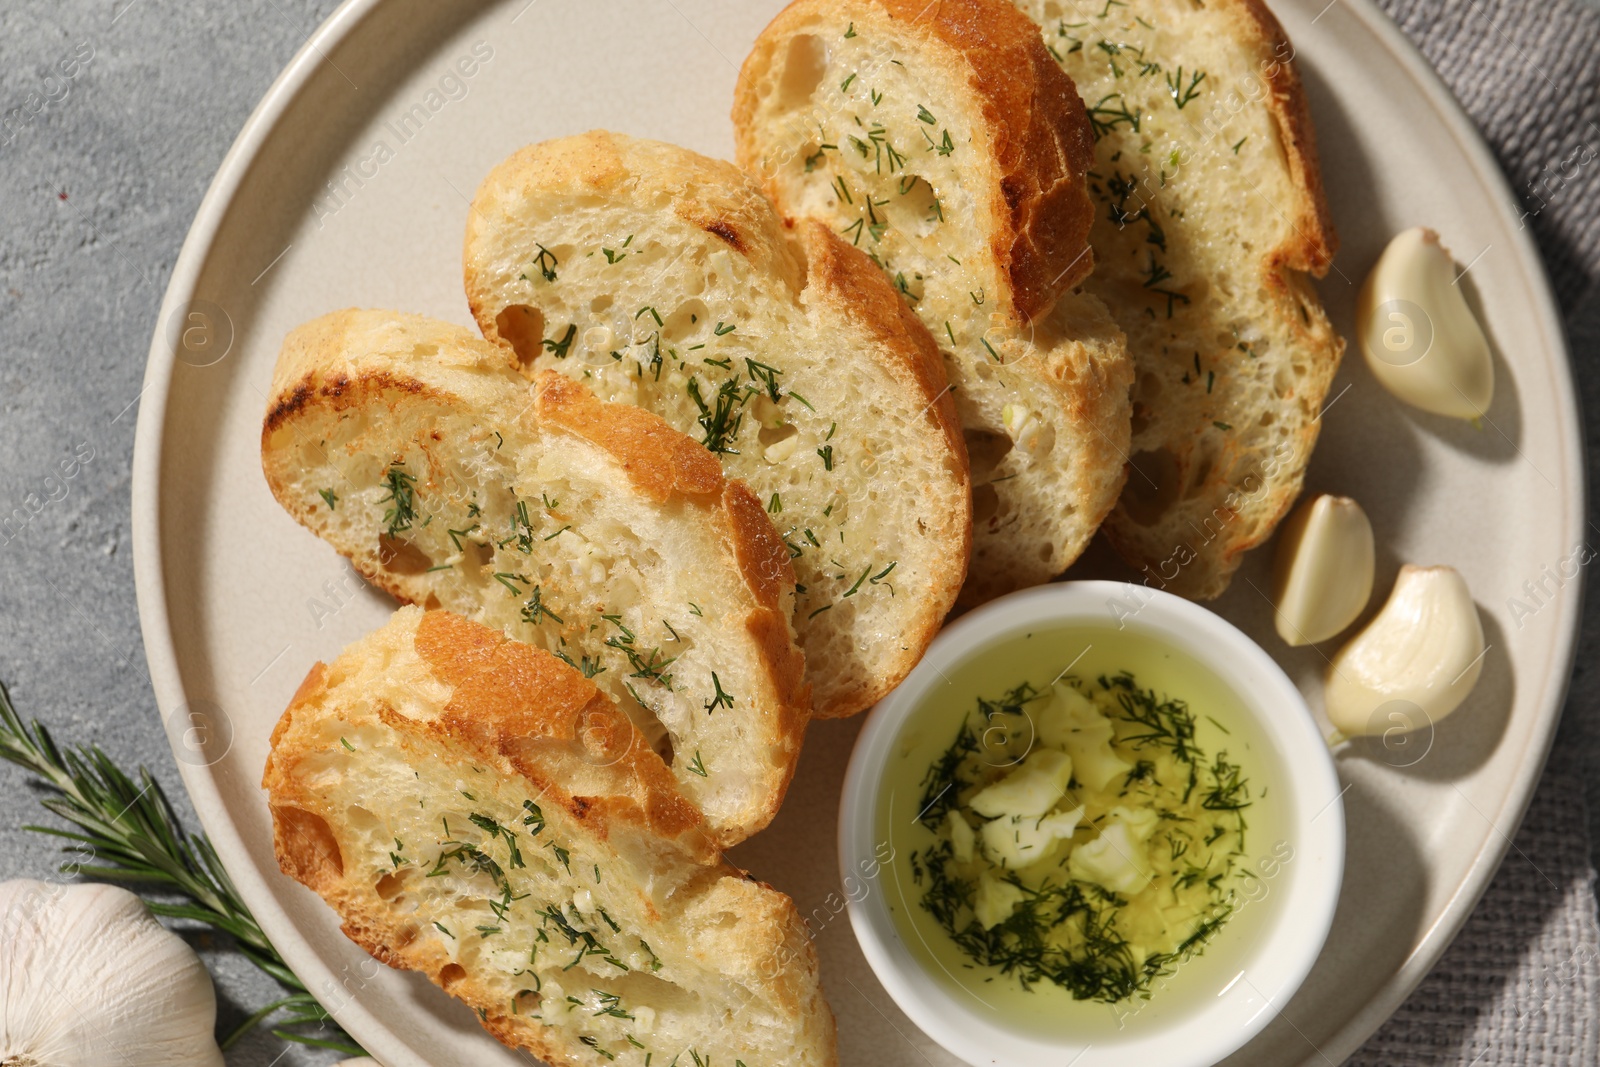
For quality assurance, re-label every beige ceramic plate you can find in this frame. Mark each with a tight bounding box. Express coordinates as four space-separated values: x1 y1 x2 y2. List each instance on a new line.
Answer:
131 1 1584 1064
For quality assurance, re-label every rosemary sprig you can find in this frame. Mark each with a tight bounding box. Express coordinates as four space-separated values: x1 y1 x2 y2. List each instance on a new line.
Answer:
0 681 364 1056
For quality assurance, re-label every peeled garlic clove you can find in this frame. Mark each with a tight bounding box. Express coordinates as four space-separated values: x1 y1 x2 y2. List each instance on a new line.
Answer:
1324 564 1485 739
1357 227 1494 419
1272 494 1375 646
0 879 225 1067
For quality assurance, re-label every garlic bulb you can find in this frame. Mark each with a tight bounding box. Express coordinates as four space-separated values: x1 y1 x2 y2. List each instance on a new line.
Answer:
0 879 225 1067
1272 494 1375 646
1324 565 1486 739
1356 227 1495 419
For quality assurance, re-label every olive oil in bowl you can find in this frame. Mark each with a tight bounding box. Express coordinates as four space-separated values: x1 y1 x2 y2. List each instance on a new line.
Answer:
874 623 1293 1042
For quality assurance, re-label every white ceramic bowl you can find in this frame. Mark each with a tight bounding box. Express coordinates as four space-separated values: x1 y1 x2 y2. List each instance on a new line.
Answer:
839 581 1345 1067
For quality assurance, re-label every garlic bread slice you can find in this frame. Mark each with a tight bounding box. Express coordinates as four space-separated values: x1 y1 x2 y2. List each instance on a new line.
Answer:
463 131 969 717
732 0 1135 603
1013 0 1344 598
261 310 806 846
263 607 837 1067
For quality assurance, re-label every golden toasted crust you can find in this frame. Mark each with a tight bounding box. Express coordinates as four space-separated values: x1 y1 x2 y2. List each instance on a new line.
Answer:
462 131 972 720
720 481 795 614
1223 0 1338 275
883 0 1097 318
265 309 490 426
534 370 725 501
719 479 810 741
530 372 811 743
270 802 345 894
733 0 1097 323
261 310 812 844
1006 0 1340 598
262 608 837 1067
733 2 1135 601
263 610 717 863
796 219 969 477
466 131 805 359
790 218 971 702
261 314 486 608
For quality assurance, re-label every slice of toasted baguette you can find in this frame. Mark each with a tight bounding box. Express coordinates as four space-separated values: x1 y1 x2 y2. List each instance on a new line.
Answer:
462 131 970 716
261 309 807 846
1011 0 1344 598
263 607 837 1067
732 0 1135 603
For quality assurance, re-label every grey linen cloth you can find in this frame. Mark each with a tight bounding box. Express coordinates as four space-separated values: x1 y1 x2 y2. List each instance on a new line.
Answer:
0 2 1595 1066
1349 0 1600 1063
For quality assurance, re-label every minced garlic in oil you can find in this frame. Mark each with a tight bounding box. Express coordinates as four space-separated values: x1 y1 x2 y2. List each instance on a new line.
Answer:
907 671 1254 1005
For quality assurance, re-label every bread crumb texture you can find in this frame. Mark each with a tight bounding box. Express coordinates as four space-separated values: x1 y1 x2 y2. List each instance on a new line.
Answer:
1015 0 1344 598
732 0 1135 604
465 130 971 715
263 607 838 1067
261 309 808 846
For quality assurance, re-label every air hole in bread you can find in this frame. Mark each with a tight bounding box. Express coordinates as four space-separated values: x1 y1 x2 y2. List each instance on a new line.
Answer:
777 34 827 109
1130 405 1150 438
663 300 710 343
1137 371 1163 401
439 963 467 989
591 294 614 315
378 534 433 576
964 429 1014 484
973 484 1000 525
1122 449 1182 526
412 343 439 357
375 869 413 901
272 806 344 882
897 178 940 239
1038 542 1054 563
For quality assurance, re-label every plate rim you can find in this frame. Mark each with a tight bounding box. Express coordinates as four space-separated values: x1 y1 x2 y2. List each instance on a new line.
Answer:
129 1 417 1060
128 1 1588 1064
1304 0 1587 1055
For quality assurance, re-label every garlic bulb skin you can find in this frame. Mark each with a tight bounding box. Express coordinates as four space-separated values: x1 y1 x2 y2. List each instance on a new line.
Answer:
1324 565 1485 738
1272 494 1376 646
1357 227 1495 419
0 879 225 1067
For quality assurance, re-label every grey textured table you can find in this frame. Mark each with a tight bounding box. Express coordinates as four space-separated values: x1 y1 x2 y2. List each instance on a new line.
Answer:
0 2 1595 1065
